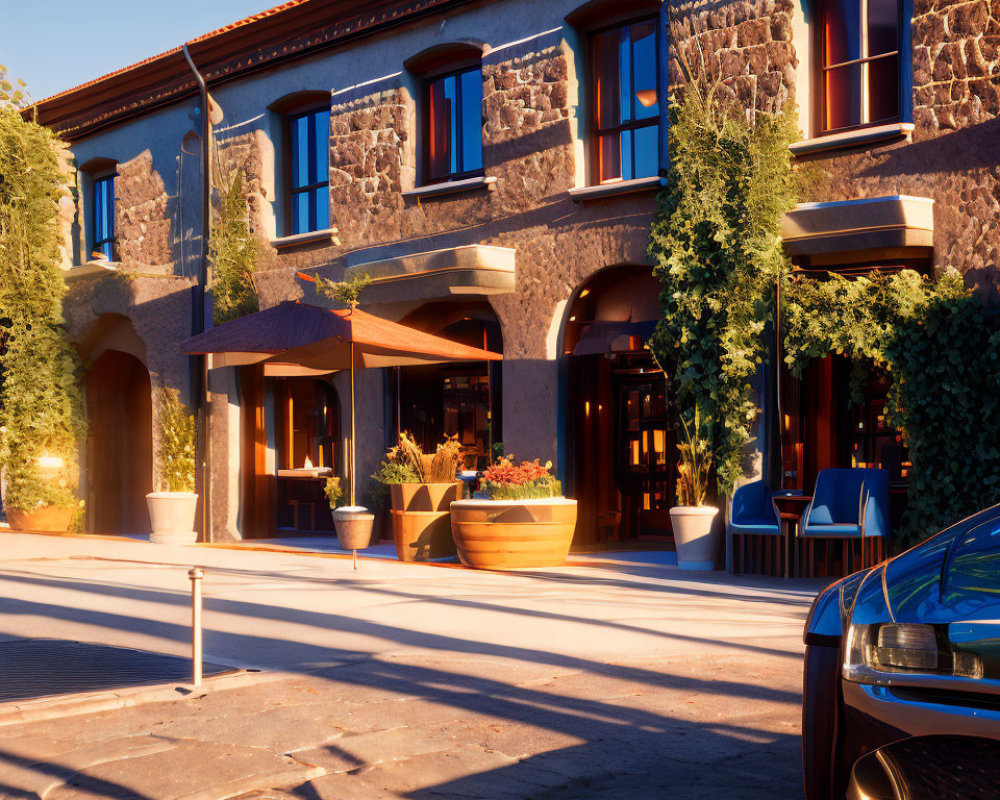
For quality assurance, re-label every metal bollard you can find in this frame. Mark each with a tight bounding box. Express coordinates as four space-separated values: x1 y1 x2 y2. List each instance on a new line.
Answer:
188 567 204 686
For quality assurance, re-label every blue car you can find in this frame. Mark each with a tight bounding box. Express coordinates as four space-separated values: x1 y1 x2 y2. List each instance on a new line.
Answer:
803 504 1000 800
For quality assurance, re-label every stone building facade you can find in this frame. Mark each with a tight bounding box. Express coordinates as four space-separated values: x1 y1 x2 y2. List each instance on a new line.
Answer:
30 0 1000 543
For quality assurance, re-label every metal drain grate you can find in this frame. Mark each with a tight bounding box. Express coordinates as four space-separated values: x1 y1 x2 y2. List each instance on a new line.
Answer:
0 639 228 703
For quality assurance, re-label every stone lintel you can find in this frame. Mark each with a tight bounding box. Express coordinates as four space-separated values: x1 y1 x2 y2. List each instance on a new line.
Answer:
346 244 515 304
781 195 935 257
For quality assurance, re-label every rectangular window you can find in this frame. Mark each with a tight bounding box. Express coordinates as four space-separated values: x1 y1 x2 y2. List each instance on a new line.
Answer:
821 0 900 133
426 67 483 183
92 174 115 260
289 108 331 235
592 18 659 184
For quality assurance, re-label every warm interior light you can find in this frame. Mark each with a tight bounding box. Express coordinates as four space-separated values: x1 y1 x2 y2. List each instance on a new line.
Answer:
579 288 590 298
303 456 314 470
37 455 64 470
636 89 658 108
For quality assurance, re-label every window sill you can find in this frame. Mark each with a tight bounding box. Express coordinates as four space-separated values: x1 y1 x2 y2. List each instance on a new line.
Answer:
64 261 120 281
568 176 665 202
402 175 497 201
270 228 340 251
790 122 914 157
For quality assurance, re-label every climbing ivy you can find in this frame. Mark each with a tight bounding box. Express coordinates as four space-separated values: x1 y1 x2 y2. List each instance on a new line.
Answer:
648 86 801 496
0 94 86 513
784 268 1000 546
210 166 260 324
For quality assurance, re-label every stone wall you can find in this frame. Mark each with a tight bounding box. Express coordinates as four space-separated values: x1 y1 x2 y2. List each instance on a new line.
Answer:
913 0 1000 132
328 78 415 251
666 0 797 113
114 151 173 273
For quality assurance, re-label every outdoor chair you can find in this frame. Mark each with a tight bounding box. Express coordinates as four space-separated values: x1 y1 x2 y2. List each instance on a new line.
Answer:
800 467 890 575
730 480 801 574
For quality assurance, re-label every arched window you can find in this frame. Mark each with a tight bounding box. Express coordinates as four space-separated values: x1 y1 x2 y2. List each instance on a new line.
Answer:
406 43 485 185
819 0 901 133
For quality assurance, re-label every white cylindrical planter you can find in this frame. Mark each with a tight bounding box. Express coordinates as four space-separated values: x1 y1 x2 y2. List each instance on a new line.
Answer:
670 505 721 571
333 505 375 551
146 492 199 545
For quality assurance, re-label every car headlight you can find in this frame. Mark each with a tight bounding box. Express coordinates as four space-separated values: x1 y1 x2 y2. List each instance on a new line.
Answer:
844 622 983 683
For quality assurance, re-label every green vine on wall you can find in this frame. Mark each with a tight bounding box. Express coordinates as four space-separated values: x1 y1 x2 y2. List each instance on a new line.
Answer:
210 162 261 325
0 92 86 513
648 84 801 496
784 268 1000 546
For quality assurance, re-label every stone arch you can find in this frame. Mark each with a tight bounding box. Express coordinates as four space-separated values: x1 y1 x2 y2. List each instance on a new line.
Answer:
560 263 672 547
79 314 154 535
395 300 503 468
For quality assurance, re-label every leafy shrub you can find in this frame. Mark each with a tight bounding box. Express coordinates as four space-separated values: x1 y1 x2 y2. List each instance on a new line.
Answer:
211 166 260 324
0 90 87 512
324 476 344 510
784 268 1000 546
481 457 562 500
316 273 373 307
156 387 195 493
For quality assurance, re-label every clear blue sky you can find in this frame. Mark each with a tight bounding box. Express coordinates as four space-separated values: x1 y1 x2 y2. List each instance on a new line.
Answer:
3 0 276 101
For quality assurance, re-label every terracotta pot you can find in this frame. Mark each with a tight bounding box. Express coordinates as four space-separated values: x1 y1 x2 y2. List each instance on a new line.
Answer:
333 505 375 550
669 505 721 571
389 482 461 562
146 492 199 545
449 498 577 570
7 506 74 533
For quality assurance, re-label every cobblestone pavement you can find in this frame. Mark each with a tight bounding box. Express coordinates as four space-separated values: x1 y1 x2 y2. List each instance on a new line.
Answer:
0 533 824 799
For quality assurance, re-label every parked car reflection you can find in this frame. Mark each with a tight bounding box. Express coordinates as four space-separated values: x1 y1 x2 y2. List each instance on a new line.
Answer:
803 504 1000 799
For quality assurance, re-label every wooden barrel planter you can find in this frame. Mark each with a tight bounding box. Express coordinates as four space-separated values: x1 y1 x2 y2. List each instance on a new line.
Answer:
449 498 578 570
390 482 461 561
7 506 74 533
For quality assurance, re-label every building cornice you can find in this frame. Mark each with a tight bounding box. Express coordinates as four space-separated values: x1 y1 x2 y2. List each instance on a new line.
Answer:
28 0 489 141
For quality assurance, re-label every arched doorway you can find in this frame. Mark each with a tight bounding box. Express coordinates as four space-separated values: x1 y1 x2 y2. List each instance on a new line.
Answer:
394 301 502 469
563 265 673 547
85 349 153 534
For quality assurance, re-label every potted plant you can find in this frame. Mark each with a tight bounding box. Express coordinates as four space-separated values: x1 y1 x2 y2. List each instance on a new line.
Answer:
450 457 577 570
146 387 198 545
3 452 82 533
669 407 721 570
375 432 462 562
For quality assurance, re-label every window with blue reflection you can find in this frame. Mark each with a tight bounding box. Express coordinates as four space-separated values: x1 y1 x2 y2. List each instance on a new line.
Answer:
427 66 483 182
92 175 115 260
593 18 659 183
289 107 331 234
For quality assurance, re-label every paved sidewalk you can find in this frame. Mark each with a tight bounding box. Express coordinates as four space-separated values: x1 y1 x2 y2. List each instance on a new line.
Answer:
0 533 825 799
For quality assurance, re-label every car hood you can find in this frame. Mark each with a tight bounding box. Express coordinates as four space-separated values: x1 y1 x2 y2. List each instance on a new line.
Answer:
883 504 1000 624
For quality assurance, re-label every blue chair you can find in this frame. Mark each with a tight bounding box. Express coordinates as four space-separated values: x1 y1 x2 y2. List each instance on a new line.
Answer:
730 480 802 574
801 468 890 572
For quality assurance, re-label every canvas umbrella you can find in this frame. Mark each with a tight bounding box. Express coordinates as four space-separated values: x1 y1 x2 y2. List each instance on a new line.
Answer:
180 300 502 536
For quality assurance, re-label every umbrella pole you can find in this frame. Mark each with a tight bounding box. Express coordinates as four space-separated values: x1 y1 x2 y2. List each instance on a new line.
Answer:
350 343 356 507
350 342 358 570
